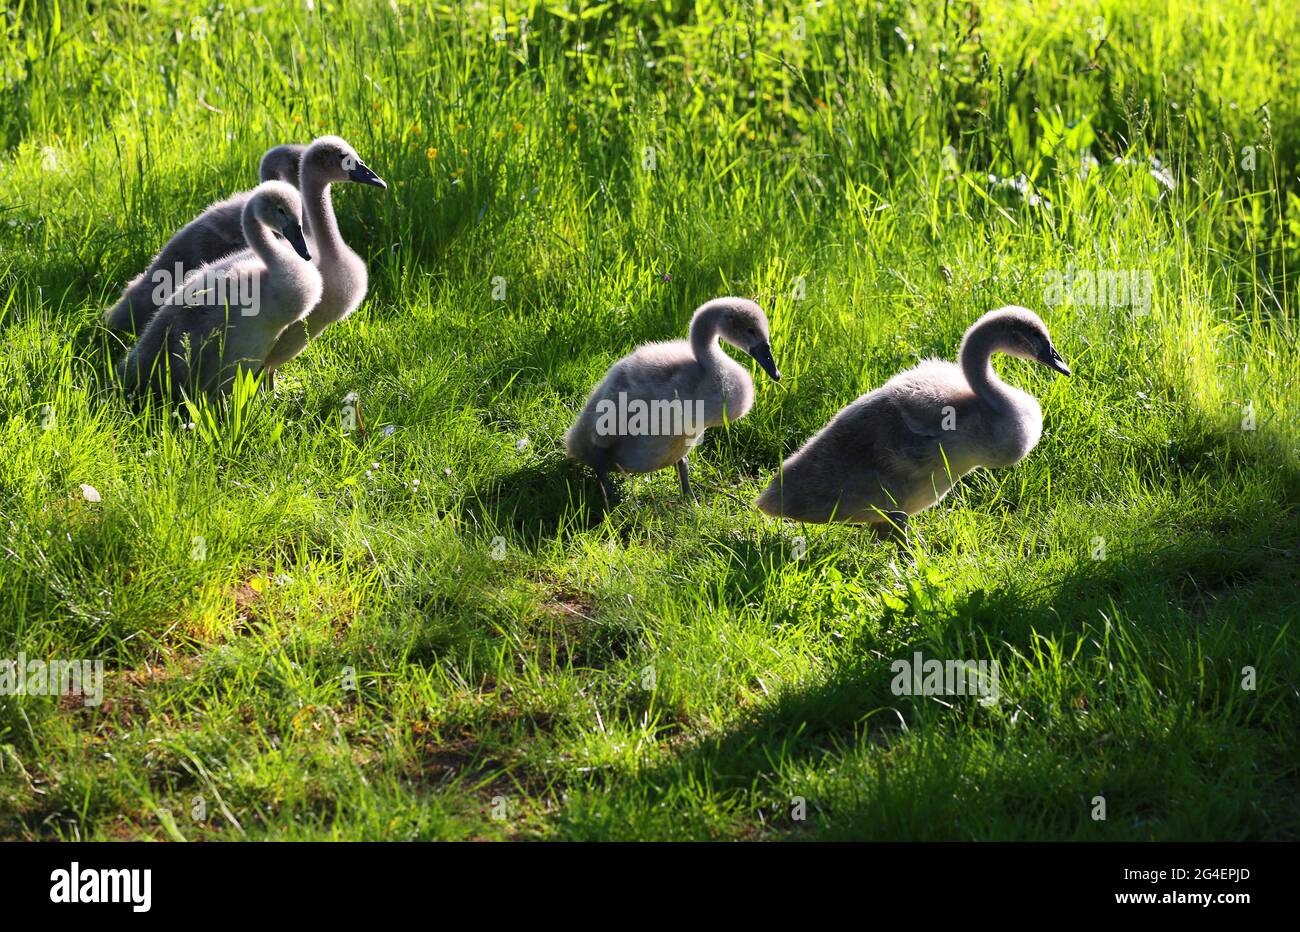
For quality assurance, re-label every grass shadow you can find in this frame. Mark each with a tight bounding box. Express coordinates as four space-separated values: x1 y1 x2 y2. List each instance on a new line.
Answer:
554 424 1300 838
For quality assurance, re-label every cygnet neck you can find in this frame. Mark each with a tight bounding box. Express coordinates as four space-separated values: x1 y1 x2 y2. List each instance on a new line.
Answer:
959 318 1018 412
689 305 728 370
301 167 342 259
242 205 296 272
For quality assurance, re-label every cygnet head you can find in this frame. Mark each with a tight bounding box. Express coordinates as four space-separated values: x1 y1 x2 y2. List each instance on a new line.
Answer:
967 305 1070 376
302 135 387 189
259 143 306 187
250 181 312 261
699 297 781 381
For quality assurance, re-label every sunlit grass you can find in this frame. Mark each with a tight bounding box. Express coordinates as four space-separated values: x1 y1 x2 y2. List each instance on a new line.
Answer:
0 0 1296 840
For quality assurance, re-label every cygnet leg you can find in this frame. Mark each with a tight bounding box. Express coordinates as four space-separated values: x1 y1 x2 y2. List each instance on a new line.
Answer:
592 447 618 506
676 458 695 502
875 510 908 542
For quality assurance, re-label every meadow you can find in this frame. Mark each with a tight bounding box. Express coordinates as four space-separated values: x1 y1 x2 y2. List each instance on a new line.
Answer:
0 0 1297 840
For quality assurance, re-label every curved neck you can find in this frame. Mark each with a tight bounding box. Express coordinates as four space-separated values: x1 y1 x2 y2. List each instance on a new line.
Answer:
242 210 294 272
689 306 727 369
959 322 1016 411
302 172 341 256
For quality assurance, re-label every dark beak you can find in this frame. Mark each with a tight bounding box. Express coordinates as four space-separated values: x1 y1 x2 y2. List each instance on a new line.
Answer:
748 341 781 381
284 222 312 261
1041 345 1071 377
348 162 387 189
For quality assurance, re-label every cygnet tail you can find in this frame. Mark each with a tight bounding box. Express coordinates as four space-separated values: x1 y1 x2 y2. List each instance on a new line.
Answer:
103 274 159 333
754 474 785 517
564 394 611 466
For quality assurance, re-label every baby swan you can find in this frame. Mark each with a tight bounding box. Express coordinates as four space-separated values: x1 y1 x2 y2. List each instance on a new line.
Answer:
259 143 307 190
756 305 1069 533
103 143 307 334
566 297 781 503
118 181 322 401
260 135 387 386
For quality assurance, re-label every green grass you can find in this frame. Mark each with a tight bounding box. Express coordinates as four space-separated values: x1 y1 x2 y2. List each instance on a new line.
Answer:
0 0 1297 841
